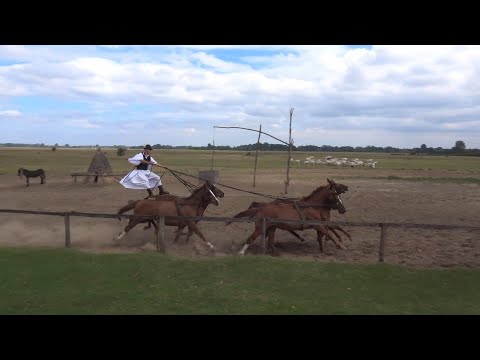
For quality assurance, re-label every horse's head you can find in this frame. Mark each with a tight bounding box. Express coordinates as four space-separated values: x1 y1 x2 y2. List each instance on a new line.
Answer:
327 178 347 214
209 182 225 199
202 181 221 206
17 168 23 177
331 179 348 194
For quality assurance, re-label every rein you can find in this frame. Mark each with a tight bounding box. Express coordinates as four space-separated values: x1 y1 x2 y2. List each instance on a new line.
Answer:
160 165 283 200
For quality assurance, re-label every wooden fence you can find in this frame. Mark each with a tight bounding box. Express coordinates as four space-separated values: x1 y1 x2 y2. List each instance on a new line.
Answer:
0 208 479 262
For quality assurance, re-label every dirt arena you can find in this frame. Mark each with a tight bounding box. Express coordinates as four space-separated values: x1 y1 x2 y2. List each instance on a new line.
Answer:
1 168 479 268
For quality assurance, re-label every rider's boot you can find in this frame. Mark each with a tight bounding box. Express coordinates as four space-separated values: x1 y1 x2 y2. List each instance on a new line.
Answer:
158 185 169 195
144 188 154 199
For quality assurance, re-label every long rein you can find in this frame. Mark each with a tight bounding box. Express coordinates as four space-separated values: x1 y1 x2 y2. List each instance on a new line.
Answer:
160 165 339 208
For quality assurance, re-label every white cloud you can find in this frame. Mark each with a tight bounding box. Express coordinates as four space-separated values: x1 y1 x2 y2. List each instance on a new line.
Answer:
2 45 480 147
0 110 21 117
67 119 100 128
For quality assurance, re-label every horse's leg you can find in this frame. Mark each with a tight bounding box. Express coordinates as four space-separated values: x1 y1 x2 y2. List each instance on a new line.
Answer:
116 218 141 240
238 222 263 256
327 227 344 243
184 228 195 243
266 227 279 256
187 221 215 250
289 230 306 242
317 226 346 251
26 177 29 187
173 225 187 242
331 225 352 241
143 221 152 230
41 175 45 184
315 229 325 253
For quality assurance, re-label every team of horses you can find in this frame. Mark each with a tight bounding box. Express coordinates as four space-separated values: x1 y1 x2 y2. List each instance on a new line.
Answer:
16 167 350 256
114 178 351 256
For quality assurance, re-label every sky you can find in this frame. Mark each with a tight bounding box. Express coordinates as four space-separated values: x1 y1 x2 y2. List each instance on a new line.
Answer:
1 45 479 149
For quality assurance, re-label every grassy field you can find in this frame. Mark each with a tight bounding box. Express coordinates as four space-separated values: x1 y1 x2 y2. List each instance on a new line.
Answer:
1 147 480 176
1 246 479 315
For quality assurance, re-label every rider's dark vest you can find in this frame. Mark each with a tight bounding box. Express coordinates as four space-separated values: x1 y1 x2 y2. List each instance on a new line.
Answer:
136 153 150 170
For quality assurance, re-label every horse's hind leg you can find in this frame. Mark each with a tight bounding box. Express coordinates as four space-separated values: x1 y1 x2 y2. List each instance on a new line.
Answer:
26 177 29 187
173 225 187 242
315 229 325 253
143 221 153 230
41 175 45 184
266 227 279 256
238 223 263 256
289 230 306 242
115 219 140 240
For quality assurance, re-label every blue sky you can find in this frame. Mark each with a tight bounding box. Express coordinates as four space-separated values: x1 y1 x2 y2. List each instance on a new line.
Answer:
1 45 479 148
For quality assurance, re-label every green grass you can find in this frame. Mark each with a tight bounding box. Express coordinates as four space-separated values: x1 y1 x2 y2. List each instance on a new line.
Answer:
2 148 480 176
1 247 479 314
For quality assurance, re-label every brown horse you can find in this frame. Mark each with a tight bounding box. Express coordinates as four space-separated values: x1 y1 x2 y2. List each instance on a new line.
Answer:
243 180 350 243
232 179 347 256
117 182 224 242
115 181 220 249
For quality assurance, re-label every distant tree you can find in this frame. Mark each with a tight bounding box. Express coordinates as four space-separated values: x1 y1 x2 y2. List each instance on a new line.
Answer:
51 146 56 152
117 147 126 156
65 144 70 147
54 143 58 147
454 140 466 152
420 144 427 152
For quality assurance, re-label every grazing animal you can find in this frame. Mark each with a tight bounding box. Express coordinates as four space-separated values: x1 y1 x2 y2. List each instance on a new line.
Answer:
17 168 46 186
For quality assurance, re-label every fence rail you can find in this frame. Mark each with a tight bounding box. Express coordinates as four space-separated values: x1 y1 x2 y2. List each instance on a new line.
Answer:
1 208 479 261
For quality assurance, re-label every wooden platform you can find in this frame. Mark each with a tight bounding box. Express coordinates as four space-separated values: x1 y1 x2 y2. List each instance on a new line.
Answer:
70 172 127 183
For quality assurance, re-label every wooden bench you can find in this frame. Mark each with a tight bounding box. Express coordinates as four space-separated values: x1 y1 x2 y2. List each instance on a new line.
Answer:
70 172 127 183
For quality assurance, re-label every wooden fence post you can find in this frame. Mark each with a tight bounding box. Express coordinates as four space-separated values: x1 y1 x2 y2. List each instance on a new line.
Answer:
262 217 267 253
64 212 71 248
157 216 166 254
379 223 387 262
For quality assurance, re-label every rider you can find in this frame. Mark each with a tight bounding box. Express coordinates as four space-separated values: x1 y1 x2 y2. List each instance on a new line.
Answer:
119 144 169 197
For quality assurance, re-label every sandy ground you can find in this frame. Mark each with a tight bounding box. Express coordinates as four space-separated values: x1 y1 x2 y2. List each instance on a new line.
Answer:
1 168 479 268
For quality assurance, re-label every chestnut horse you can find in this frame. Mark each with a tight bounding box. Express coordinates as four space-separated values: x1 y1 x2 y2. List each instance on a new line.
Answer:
117 182 224 242
243 180 350 243
232 179 348 256
115 181 220 249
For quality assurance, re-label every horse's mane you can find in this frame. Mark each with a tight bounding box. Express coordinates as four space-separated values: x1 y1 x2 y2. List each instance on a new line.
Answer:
185 182 209 200
300 184 329 202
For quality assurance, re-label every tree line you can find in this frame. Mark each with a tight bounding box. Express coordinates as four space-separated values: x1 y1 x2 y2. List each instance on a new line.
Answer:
1 140 479 155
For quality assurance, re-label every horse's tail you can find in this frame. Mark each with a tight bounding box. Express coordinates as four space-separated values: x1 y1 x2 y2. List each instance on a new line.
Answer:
225 207 259 226
117 200 140 221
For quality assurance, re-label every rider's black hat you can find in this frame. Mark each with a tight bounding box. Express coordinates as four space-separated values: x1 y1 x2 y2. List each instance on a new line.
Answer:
144 144 153 150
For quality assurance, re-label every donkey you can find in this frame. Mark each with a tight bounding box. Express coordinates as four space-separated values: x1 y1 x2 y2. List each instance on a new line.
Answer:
17 168 46 186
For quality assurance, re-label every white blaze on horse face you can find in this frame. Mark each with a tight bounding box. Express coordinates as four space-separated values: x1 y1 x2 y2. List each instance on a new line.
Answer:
208 189 220 205
337 194 344 207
